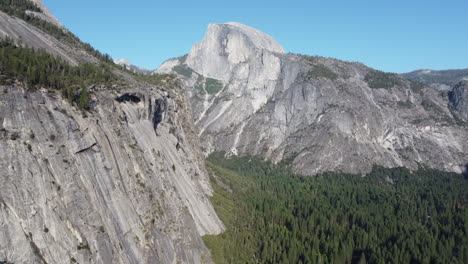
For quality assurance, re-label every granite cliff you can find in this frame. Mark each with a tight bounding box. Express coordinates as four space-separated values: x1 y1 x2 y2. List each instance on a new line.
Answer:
157 22 468 175
0 1 223 263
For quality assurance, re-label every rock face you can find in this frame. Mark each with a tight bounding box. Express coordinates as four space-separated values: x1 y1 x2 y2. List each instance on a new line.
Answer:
157 22 286 139
449 82 468 120
0 84 224 264
158 22 468 175
185 22 284 82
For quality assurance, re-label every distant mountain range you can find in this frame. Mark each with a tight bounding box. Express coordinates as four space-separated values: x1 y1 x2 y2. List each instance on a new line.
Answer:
403 68 468 86
114 58 151 74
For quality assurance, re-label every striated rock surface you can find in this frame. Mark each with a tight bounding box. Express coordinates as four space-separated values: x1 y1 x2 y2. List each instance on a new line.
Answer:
158 22 468 175
0 3 223 263
0 83 223 264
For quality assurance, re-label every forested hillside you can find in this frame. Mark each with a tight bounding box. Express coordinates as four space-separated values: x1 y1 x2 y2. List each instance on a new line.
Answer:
204 153 468 264
0 38 117 110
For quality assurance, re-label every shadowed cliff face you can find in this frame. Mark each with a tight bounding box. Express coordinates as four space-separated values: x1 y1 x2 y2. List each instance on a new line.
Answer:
0 84 224 264
116 93 142 103
449 82 468 120
158 22 468 175
152 98 167 131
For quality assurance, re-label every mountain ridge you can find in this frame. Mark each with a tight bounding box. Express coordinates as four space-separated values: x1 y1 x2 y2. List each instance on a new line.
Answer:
158 22 468 175
403 68 468 86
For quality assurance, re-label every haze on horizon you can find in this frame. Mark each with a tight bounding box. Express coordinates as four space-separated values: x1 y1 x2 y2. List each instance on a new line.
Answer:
44 0 468 73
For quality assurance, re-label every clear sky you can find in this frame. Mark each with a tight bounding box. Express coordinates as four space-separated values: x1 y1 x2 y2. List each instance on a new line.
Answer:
44 0 467 73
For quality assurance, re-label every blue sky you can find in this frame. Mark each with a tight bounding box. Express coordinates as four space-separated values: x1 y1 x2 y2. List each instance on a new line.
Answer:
44 0 467 73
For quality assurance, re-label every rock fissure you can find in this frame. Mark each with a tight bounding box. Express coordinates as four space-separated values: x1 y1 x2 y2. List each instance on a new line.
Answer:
74 142 97 154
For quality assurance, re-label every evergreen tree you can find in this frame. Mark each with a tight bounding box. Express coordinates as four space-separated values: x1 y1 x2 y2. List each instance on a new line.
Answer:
78 87 89 111
359 253 367 264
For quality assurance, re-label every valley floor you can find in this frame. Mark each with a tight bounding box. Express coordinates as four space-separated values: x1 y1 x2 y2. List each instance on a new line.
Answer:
204 153 468 264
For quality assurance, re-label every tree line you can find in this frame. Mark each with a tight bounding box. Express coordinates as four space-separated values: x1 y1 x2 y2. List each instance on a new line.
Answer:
0 38 116 110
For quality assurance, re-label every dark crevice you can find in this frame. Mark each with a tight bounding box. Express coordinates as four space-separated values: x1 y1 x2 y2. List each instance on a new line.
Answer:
152 98 166 132
448 82 467 119
464 164 468 179
29 239 48 264
116 93 142 103
75 142 97 154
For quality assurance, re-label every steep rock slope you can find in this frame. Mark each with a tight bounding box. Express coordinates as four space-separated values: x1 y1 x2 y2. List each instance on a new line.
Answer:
0 2 223 264
0 84 223 264
157 22 468 175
